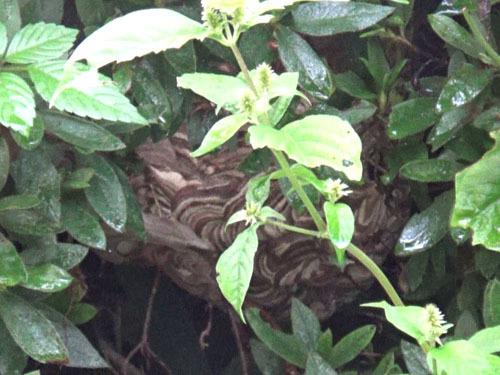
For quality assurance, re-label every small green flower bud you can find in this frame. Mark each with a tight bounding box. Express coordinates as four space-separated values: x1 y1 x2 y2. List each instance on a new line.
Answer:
238 90 256 116
202 7 224 30
256 63 274 92
420 304 453 346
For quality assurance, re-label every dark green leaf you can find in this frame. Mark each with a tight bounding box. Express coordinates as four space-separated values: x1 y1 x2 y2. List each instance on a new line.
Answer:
246 307 308 368
401 340 431 375
238 148 273 175
454 310 478 339
275 26 333 100
396 190 454 255
19 0 64 24
0 194 39 211
0 291 68 363
475 249 500 278
373 351 396 375
483 279 500 327
0 135 9 191
250 338 283 375
333 71 377 100
289 2 395 36
388 98 439 139
407 251 429 291
291 298 321 351
39 111 126 152
305 352 338 375
22 264 72 293
10 116 44 151
67 303 98 325
75 0 107 28
0 72 35 135
326 325 376 369
78 154 127 232
62 168 95 190
436 65 491 114
0 233 27 286
400 159 463 182
365 39 390 87
164 40 197 74
239 25 274 70
0 208 62 235
474 106 500 131
0 0 21 39
61 200 106 250
21 243 88 270
0 319 28 375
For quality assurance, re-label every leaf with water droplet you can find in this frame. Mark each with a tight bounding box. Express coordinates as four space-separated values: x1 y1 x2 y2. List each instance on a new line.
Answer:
388 98 439 139
400 159 463 182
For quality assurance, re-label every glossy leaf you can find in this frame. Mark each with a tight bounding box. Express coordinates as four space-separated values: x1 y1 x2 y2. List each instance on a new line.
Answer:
246 175 271 206
22 264 72 293
474 106 500 131
67 303 98 325
68 9 206 69
78 154 127 232
0 319 28 375
291 298 321 351
324 202 354 264
29 61 147 124
131 62 169 122
216 225 259 322
191 114 248 157
0 72 35 135
427 103 474 151
305 352 338 375
289 2 395 36
61 200 106 250
0 194 39 211
399 159 463 182
326 325 376 369
483 279 500 327
0 291 68 363
164 40 197 74
21 243 88 270
246 307 308 368
333 71 377 100
396 190 454 256
0 233 27 286
387 98 439 139
373 351 396 375
249 115 362 181
469 325 500 354
401 340 431 375
5 23 77 64
62 168 95 190
436 64 491 114
452 131 500 250
36 303 107 368
0 209 62 235
0 135 9 191
275 26 333 100
39 111 126 152
11 116 44 150
428 14 482 59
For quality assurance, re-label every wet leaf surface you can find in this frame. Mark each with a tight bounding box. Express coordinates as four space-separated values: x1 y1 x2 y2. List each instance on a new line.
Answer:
0 233 27 286
399 159 463 182
388 98 439 139
61 200 106 250
22 264 73 293
21 243 88 270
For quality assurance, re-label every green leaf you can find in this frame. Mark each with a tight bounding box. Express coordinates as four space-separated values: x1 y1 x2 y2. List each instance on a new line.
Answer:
427 103 474 151
396 190 454 256
399 159 463 182
164 40 197 74
373 351 396 375
39 111 126 152
78 154 127 232
0 194 39 211
35 303 107 368
62 168 95 190
131 62 169 122
29 61 147 124
216 225 259 322
5 23 77 64
0 22 7 55
275 26 333 100
0 319 28 375
289 2 395 36
363 301 427 343
326 325 376 369
0 0 21 39
469 325 500 354
239 25 274 70
0 72 35 135
246 307 308 368
436 64 491 114
401 340 431 375
0 135 9 191
428 14 482 59
333 71 377 100
364 39 390 87
387 98 439 139
246 175 271 206
0 233 27 286
191 114 248 157
68 8 206 69
22 264 72 293
110 163 147 242
291 298 321 351
0 209 62 235
61 200 106 250
11 116 44 150
452 131 500 250
21 243 88 270
0 291 68 364
250 338 283 375
324 202 354 264
249 115 362 181
67 303 98 325
483 279 500 327
305 352 338 375
474 106 500 131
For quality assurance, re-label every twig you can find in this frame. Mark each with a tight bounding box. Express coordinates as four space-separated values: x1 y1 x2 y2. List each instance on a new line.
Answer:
199 304 214 349
229 311 249 375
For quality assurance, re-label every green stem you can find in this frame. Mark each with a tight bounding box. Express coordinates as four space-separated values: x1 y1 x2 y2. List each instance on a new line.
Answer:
463 8 500 67
346 243 404 307
230 43 259 95
0 65 28 72
265 219 323 238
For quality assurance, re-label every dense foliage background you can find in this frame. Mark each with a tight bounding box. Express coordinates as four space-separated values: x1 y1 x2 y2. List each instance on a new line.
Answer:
2 0 500 374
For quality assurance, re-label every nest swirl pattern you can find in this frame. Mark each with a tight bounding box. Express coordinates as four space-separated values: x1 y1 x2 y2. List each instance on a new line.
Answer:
118 122 409 319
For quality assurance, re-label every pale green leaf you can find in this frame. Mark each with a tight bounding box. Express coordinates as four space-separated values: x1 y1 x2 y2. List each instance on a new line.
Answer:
324 202 354 264
6 23 78 64
216 224 259 322
68 9 206 69
469 326 500 354
249 115 362 181
260 206 286 221
29 61 147 124
0 23 7 55
226 210 247 228
0 72 35 135
191 114 248 157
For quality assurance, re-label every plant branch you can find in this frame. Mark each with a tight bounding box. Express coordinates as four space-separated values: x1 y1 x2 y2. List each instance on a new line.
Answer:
265 218 323 237
230 43 258 95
